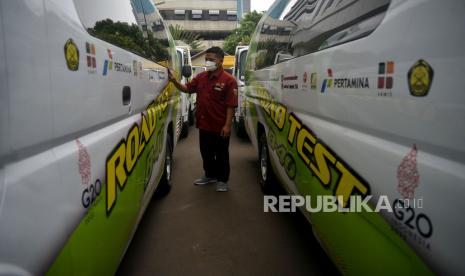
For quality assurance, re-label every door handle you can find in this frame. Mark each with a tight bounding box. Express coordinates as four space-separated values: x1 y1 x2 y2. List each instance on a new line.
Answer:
122 86 131 106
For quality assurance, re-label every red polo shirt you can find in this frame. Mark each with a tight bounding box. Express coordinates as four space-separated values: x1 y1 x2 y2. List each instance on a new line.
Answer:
186 68 238 133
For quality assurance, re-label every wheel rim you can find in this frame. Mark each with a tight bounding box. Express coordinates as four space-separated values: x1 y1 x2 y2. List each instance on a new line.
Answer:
165 152 172 184
260 143 268 181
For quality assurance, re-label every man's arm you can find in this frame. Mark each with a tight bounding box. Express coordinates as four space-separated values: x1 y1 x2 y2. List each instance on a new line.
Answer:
168 69 189 93
220 107 234 137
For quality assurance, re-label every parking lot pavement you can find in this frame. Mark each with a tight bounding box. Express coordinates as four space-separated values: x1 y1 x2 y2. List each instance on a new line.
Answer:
116 128 339 276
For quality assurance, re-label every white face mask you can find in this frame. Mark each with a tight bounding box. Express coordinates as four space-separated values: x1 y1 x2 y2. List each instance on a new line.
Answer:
205 60 217 71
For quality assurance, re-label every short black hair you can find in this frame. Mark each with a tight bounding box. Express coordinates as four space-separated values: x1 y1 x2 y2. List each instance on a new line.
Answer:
206 47 224 59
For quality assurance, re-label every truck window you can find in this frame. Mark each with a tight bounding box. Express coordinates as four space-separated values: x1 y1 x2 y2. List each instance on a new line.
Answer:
252 0 297 70
239 50 247 81
176 50 183 72
290 0 390 57
252 0 390 70
73 0 171 63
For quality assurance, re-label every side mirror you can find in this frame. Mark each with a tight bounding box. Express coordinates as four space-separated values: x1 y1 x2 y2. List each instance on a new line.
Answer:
182 65 192 78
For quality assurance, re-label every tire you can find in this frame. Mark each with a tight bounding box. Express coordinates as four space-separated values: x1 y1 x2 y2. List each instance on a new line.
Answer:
188 107 195 126
180 121 189 139
156 134 173 196
235 117 247 138
258 132 277 194
233 115 240 134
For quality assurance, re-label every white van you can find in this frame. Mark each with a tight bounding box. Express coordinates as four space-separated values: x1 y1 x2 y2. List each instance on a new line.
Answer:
233 46 249 137
0 0 182 275
175 46 194 138
244 0 465 275
192 65 207 77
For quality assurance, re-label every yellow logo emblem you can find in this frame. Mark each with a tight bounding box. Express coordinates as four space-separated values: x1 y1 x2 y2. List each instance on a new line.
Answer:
64 38 79 71
408 59 433 97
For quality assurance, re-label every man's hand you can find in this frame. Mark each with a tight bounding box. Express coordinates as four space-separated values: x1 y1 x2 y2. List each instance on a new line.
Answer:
167 69 189 93
221 107 234 138
167 68 176 82
220 125 231 138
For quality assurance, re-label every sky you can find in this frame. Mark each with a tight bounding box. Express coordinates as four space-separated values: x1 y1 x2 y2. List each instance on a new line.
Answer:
251 0 275 12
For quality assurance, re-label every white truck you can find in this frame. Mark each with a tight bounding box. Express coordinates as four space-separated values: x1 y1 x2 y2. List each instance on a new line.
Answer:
243 0 465 275
176 46 195 138
233 45 249 137
0 0 183 275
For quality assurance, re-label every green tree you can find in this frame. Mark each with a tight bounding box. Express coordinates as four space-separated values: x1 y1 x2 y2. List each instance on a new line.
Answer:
223 11 264 54
169 24 202 54
88 19 168 62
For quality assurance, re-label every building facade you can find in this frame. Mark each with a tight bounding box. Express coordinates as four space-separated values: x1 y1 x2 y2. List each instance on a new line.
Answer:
155 0 250 49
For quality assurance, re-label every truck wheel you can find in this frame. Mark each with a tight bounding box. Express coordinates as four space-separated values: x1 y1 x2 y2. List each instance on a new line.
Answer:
180 121 189 139
233 116 240 134
235 117 247 138
188 107 195 126
258 132 277 194
156 134 173 196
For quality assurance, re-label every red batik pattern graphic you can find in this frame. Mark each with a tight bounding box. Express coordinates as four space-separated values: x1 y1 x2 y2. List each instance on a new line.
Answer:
397 144 419 199
76 139 91 185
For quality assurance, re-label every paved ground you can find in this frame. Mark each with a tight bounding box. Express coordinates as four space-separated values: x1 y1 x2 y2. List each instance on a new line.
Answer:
116 127 339 276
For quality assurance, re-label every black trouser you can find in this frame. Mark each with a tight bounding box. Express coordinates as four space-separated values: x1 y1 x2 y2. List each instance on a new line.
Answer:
199 129 230 183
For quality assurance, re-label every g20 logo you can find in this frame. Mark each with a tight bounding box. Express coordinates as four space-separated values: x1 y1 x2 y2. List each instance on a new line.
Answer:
82 179 102 208
393 198 432 239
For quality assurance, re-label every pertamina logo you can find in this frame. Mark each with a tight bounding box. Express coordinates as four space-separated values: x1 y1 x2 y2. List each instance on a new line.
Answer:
408 59 434 97
320 69 333 93
103 49 113 76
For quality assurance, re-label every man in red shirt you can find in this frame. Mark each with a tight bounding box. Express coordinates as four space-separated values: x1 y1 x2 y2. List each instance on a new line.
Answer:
168 47 238 192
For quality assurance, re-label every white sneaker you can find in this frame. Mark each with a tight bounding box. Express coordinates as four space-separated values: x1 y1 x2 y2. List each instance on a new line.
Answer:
216 181 228 192
194 176 217 185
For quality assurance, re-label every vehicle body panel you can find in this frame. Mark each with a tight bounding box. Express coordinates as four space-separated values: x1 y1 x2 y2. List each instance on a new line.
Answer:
243 0 465 274
233 46 249 132
0 0 181 274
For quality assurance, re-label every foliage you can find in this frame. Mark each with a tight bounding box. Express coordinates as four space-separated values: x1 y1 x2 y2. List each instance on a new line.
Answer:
88 19 169 62
223 11 264 54
169 24 202 53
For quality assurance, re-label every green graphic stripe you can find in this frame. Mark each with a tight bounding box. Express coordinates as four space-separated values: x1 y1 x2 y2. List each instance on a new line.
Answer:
47 90 177 276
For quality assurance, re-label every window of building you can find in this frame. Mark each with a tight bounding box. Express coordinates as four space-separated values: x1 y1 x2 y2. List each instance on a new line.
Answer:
73 0 172 63
227 10 237 21
209 9 220 20
159 10 173 20
174 9 186 20
192 10 203 20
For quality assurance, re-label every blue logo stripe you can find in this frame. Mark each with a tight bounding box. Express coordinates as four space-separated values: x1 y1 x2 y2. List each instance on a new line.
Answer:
321 79 327 93
103 60 109 76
